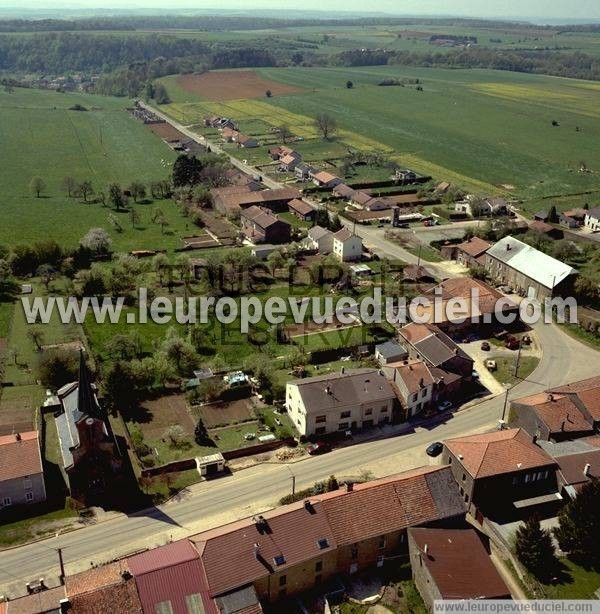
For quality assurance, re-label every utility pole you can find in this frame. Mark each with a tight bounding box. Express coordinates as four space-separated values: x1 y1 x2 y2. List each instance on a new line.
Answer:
417 243 422 268
286 465 296 496
57 547 65 583
499 385 511 429
514 338 523 378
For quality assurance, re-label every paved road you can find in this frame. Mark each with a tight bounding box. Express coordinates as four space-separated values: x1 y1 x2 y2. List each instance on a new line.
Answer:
1 319 599 596
138 101 285 190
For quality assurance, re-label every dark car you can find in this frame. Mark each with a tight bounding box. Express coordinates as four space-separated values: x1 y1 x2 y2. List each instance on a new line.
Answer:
426 442 444 457
307 442 332 456
480 341 491 351
505 335 520 350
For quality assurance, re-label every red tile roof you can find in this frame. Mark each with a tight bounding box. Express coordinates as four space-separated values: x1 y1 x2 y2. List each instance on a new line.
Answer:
5 586 66 614
456 237 491 258
444 428 556 478
288 198 314 216
0 431 43 482
550 375 600 421
66 560 131 596
409 528 510 600
513 392 593 435
395 361 436 395
192 466 464 597
128 540 197 576
70 580 142 614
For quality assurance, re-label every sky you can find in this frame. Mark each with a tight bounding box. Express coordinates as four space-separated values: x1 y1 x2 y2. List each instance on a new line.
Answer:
7 0 600 21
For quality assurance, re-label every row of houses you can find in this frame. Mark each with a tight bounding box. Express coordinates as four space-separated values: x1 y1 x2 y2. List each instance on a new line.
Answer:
269 146 344 188
303 226 363 262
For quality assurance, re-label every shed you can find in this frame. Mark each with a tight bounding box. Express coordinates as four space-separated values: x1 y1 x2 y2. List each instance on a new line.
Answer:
196 452 226 477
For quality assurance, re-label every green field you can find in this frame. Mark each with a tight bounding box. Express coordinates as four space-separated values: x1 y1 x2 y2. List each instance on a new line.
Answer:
160 65 600 201
0 87 183 251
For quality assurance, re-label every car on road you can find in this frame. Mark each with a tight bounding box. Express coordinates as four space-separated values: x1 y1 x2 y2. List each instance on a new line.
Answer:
307 442 332 455
426 442 444 457
437 400 453 413
480 341 491 351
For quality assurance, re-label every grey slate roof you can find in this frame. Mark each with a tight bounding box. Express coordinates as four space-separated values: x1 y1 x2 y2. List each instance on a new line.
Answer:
290 368 396 414
412 330 471 368
376 340 408 361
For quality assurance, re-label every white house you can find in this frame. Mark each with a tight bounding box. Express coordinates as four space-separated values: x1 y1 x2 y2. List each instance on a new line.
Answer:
286 368 398 437
584 206 600 232
305 226 333 254
332 227 363 262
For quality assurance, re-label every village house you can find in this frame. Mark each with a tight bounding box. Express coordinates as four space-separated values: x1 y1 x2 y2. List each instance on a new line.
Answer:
0 431 46 509
402 264 436 284
304 225 333 254
392 169 417 184
553 444 600 499
213 187 301 217
236 133 259 149
529 220 563 240
392 360 462 419
450 236 491 268
286 368 398 436
349 190 374 209
279 153 301 172
47 352 124 504
408 527 511 608
509 375 600 442
455 196 508 217
268 145 296 160
416 277 520 333
311 171 342 189
240 206 291 244
294 162 314 181
584 206 600 232
332 183 356 200
398 323 474 380
558 212 579 229
375 340 409 366
484 235 577 300
534 210 550 222
442 428 560 516
332 227 363 262
287 198 315 221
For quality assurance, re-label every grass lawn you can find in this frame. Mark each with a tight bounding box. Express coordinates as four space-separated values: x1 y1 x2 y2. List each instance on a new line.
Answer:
532 558 600 599
491 354 540 387
292 324 391 351
0 507 78 548
0 301 14 338
0 86 185 252
278 211 312 230
403 243 443 263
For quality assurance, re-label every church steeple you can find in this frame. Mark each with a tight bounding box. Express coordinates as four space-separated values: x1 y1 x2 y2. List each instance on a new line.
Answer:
77 350 100 419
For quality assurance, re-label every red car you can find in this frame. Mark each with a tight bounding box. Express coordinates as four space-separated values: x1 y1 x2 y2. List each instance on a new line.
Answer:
505 335 520 350
307 442 332 456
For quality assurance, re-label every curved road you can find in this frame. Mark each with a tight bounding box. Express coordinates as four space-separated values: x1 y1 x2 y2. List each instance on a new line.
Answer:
0 319 598 596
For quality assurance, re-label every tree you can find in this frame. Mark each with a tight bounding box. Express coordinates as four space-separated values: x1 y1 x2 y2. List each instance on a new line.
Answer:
128 181 146 203
0 259 19 299
267 249 285 276
62 176 76 198
153 82 170 104
554 478 600 563
108 183 127 211
548 205 558 223
574 275 598 302
80 227 112 254
326 475 339 491
108 212 123 233
153 253 169 286
346 80 354 89
515 514 556 579
172 154 204 187
37 349 79 389
265 89 273 98
197 378 225 403
129 208 141 229
194 417 212 446
314 113 337 140
160 329 198 376
102 360 148 413
27 327 45 351
106 334 141 361
30 176 45 198
164 425 187 449
36 263 57 291
278 124 293 144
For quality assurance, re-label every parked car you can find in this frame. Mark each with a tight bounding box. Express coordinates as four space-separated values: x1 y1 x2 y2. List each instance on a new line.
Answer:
505 335 520 350
486 359 497 372
437 400 453 413
307 442 332 456
426 442 444 457
480 341 491 351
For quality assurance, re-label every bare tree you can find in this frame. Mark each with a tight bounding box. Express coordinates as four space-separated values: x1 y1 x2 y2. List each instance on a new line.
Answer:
30 176 46 198
62 176 76 198
314 114 337 140
77 180 94 203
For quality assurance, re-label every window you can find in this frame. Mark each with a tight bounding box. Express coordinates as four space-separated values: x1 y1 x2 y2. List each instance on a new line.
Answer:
2 497 11 507
462 473 466 481
448 457 452 464
365 408 373 416
350 563 358 574
155 602 174 614
340 411 351 419
25 492 34 503
512 475 519 485
459 486 464 496
338 422 349 430
464 494 469 503
412 393 418 402
381 407 388 413
274 554 286 567
23 477 32 489
421 389 427 398
315 415 326 424
377 555 385 568
315 561 323 573
351 546 358 559
185 595 203 614
279 575 287 586
317 538 330 550
378 536 386 549
315 427 326 435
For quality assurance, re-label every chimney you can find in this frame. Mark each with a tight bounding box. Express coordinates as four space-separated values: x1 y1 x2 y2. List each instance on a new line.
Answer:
424 544 428 554
15 433 21 441
26 583 32 595
561 420 566 432
584 463 591 477
419 378 424 388
506 243 511 251
325 385 332 395
59 598 70 614
548 393 554 402
253 543 261 561
346 482 354 493
532 434 538 445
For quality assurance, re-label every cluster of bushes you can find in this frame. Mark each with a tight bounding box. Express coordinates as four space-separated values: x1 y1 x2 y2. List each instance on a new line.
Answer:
280 475 339 505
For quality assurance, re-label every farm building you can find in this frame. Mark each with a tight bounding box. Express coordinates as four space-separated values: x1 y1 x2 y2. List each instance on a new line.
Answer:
311 171 342 188
214 187 301 217
448 236 491 268
332 183 356 200
294 162 314 181
304 226 333 254
559 213 579 229
484 236 577 300
279 153 301 171
288 198 315 221
529 220 563 239
240 206 291 244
